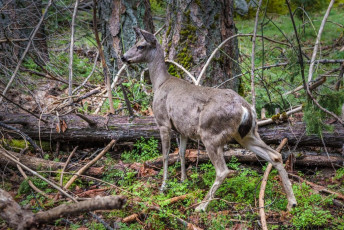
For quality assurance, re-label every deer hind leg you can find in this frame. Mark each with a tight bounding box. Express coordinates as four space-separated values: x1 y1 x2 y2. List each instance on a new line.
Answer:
159 126 171 192
195 144 232 212
236 133 297 211
179 135 188 182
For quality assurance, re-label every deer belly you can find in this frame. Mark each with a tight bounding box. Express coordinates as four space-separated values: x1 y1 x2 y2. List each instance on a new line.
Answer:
168 105 201 139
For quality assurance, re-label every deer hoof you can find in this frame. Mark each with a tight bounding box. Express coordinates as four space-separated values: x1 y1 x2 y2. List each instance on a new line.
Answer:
287 202 297 212
159 182 167 192
195 203 207 213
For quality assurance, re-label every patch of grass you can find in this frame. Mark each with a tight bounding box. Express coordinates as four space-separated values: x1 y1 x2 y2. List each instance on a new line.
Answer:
121 137 159 163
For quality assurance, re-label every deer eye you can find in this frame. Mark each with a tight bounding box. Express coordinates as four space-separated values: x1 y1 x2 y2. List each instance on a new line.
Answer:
137 45 144 50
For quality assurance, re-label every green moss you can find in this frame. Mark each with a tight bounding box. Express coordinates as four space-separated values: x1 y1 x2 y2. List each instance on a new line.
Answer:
238 82 245 96
183 9 190 18
214 13 220 21
166 22 172 38
167 64 181 78
210 23 217 29
281 112 288 121
7 139 51 152
168 8 199 77
213 56 225 65
271 113 280 122
194 0 202 8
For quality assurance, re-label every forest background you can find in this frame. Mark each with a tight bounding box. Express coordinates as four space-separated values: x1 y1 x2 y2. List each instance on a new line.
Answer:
0 0 344 229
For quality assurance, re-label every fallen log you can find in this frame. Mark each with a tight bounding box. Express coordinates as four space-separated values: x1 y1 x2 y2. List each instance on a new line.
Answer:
0 148 103 176
1 113 343 147
0 188 126 230
145 149 344 168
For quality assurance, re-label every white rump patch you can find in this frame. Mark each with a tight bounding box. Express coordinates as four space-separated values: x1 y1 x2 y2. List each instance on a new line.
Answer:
241 105 249 124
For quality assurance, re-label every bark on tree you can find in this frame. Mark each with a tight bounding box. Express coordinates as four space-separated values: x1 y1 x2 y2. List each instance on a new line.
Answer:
1 113 343 148
98 0 154 77
163 0 241 90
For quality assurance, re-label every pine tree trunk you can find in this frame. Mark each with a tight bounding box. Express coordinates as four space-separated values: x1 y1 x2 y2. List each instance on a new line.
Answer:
163 0 241 90
98 0 154 77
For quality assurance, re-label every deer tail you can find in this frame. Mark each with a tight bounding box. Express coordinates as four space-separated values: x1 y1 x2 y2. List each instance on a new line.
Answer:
238 105 253 138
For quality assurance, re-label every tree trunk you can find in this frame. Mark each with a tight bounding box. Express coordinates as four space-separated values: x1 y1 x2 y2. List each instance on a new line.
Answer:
163 0 241 90
1 113 343 148
98 0 154 77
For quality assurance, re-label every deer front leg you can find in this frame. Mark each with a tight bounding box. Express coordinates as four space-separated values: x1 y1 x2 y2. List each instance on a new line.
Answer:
159 126 171 192
179 135 188 182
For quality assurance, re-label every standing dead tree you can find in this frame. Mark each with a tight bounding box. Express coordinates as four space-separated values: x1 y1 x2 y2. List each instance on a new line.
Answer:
68 0 80 103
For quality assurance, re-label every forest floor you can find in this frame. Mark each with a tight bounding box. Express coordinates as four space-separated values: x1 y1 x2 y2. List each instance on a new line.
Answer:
1 5 344 230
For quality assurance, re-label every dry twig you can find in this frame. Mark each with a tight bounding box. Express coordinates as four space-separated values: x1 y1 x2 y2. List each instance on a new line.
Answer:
64 140 116 190
307 0 335 83
258 138 288 230
60 146 78 186
250 0 263 109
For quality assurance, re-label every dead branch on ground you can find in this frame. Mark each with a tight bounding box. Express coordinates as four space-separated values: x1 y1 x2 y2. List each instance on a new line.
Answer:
0 188 126 230
64 140 116 190
289 173 344 201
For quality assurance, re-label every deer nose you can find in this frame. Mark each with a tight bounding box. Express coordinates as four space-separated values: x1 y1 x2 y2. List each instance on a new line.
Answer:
121 56 127 62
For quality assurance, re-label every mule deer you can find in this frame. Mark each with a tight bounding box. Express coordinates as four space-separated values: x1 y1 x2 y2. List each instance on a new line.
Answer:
121 28 297 212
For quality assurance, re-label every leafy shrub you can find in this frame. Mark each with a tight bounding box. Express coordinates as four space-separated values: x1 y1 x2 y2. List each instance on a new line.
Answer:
121 137 159 162
291 183 333 228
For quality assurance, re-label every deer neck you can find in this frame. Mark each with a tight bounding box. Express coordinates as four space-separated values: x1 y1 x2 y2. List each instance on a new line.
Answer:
147 46 170 91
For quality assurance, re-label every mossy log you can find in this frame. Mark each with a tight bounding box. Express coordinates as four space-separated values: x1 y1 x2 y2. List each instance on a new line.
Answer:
0 113 343 148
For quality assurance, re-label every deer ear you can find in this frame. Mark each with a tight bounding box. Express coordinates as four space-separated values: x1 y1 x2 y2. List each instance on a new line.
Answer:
133 27 142 38
140 29 156 46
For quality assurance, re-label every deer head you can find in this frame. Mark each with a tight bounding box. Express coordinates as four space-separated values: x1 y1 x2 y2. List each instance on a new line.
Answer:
121 27 158 64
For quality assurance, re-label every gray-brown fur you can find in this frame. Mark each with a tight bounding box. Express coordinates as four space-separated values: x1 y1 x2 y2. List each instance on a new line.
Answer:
122 28 297 212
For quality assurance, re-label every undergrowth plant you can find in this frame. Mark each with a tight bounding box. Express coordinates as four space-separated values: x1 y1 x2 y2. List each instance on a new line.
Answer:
121 137 159 163
291 183 334 229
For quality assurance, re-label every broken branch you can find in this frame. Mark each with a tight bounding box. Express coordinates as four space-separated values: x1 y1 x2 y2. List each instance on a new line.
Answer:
64 140 116 190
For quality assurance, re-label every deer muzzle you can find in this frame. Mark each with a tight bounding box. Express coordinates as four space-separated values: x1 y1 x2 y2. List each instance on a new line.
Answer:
121 56 130 64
